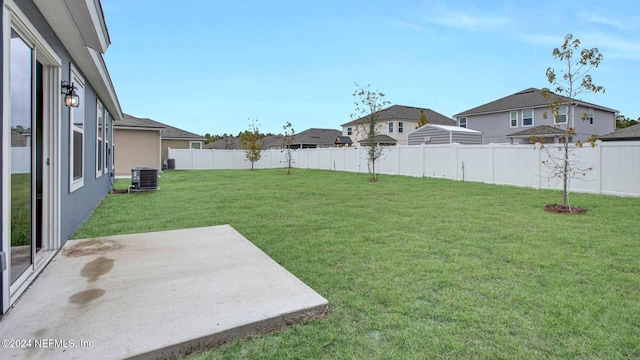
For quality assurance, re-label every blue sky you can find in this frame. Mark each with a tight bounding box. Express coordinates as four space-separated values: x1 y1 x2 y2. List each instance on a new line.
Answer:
102 0 640 136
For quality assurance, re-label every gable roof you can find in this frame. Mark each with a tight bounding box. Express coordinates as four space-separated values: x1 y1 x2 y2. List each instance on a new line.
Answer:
599 123 640 141
454 88 618 117
506 125 566 138
335 136 353 145
115 114 205 140
293 128 342 146
263 135 285 148
205 137 241 149
358 134 398 144
409 123 482 135
342 105 455 127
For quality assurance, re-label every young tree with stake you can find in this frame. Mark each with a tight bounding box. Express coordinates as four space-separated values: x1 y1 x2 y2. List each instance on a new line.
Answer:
351 83 391 182
538 34 604 210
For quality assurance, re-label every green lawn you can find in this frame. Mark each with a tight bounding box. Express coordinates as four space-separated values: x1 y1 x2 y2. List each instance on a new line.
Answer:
75 169 640 359
11 173 31 246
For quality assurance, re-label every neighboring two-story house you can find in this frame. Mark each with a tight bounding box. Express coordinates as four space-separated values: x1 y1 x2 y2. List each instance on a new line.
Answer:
341 105 456 146
453 88 618 144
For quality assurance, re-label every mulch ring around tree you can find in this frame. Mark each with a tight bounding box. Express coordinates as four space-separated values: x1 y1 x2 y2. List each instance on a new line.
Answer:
544 204 587 214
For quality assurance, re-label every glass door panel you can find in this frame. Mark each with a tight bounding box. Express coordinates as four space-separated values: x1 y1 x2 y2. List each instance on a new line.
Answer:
9 30 34 284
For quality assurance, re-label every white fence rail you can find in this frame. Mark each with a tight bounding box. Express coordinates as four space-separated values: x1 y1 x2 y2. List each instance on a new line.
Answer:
11 147 30 174
169 141 640 197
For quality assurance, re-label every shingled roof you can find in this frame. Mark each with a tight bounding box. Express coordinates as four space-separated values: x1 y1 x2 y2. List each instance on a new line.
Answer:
454 88 617 117
293 128 342 147
115 114 205 141
506 125 566 138
600 123 640 141
342 105 455 127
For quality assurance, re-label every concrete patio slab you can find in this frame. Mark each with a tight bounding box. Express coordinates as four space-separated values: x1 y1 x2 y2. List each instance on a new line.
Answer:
0 225 329 359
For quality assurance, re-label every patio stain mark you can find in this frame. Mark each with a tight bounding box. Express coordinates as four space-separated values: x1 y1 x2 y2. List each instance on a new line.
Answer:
63 238 123 257
68 289 105 305
81 257 114 283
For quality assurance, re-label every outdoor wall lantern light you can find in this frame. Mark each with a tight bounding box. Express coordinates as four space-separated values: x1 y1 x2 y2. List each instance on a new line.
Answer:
61 81 80 107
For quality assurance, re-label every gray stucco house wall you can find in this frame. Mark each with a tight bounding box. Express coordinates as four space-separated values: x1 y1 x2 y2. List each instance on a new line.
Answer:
454 88 617 144
407 124 483 145
2 0 122 314
12 0 115 242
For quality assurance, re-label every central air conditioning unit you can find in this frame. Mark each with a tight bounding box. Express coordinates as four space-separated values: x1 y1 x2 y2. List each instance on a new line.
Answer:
131 167 159 191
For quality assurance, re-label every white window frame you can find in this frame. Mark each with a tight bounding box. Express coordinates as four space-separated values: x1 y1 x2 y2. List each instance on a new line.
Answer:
398 121 404 133
347 127 352 136
388 122 393 133
522 109 533 127
190 141 202 149
588 108 594 126
555 106 568 125
459 117 467 128
510 111 518 128
95 100 104 178
69 65 85 192
104 111 111 175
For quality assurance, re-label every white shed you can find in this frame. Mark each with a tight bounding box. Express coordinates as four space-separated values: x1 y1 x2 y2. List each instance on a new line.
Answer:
407 124 483 145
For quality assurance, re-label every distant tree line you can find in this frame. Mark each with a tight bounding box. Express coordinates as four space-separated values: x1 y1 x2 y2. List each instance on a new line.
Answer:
616 114 638 129
203 131 281 144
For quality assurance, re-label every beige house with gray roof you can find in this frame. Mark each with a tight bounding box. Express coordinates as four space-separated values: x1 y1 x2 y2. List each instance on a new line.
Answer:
113 114 205 176
341 105 456 145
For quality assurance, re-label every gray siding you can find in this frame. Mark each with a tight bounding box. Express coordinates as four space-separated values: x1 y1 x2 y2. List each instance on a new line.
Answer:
408 126 482 145
451 132 483 144
15 0 113 243
461 105 616 144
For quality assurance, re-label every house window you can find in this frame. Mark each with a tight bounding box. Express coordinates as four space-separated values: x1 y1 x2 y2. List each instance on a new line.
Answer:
555 106 567 124
105 112 111 174
347 127 352 136
190 141 202 149
388 122 394 133
522 109 533 127
510 111 518 128
96 101 104 177
588 108 594 126
398 122 404 133
459 117 467 128
70 68 85 192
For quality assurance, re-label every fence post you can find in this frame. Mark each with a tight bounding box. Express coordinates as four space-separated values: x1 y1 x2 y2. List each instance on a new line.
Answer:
421 143 425 177
597 142 603 194
452 143 458 180
490 143 495 184
536 145 541 190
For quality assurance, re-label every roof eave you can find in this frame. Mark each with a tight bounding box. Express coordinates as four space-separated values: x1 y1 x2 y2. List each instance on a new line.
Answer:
33 0 122 120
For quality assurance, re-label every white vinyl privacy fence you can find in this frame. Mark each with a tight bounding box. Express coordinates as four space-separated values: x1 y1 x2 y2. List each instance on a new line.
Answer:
169 141 640 197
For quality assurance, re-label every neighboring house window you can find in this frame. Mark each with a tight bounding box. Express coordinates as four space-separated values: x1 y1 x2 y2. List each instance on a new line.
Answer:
388 122 394 133
588 108 594 126
555 106 568 124
190 141 202 149
459 117 467 128
510 111 518 128
70 67 85 192
347 127 352 136
96 101 104 177
398 122 404 133
522 110 533 127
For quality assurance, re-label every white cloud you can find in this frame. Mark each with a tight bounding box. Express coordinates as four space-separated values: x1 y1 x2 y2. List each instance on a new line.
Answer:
584 32 640 60
578 12 627 30
518 33 564 47
387 19 423 31
425 11 508 31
